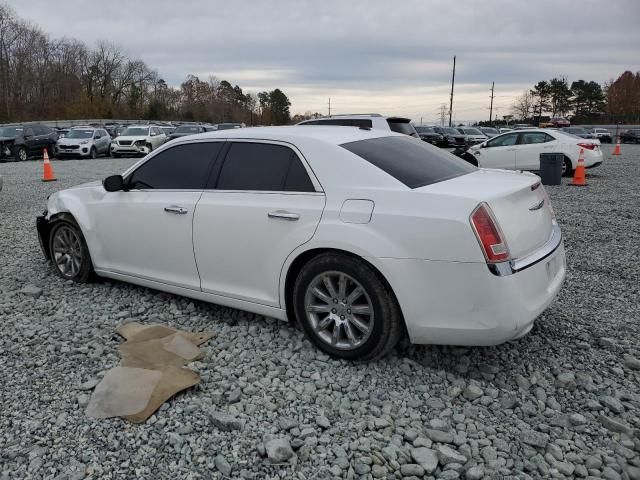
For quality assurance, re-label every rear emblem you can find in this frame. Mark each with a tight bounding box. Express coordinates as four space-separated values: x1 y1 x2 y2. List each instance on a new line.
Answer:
528 199 545 211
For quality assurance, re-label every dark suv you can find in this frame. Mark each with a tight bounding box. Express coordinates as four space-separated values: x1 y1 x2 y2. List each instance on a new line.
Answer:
620 129 640 144
0 124 58 161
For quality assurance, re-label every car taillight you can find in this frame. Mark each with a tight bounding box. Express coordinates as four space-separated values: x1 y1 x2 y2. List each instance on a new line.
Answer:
470 203 510 263
577 142 596 150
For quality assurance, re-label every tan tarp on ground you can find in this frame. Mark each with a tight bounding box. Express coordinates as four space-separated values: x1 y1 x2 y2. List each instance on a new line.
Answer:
85 322 214 423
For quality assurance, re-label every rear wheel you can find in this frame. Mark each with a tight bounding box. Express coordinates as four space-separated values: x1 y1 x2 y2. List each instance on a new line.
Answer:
48 216 93 283
293 253 402 361
562 157 573 177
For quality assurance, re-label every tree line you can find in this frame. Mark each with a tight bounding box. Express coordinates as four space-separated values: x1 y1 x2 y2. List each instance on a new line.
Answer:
0 4 291 125
508 71 640 125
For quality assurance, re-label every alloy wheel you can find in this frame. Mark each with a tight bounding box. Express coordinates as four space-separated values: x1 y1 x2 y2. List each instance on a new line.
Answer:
52 225 83 278
304 271 374 350
18 148 27 161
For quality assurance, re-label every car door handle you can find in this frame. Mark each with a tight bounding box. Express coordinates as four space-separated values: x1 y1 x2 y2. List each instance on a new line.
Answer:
164 206 188 215
268 210 300 221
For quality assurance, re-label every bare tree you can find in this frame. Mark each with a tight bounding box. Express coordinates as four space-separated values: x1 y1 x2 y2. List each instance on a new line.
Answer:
511 91 534 121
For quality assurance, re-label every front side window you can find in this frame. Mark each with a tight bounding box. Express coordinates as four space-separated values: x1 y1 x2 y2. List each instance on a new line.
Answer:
215 142 315 192
487 133 518 147
128 142 222 190
341 136 475 189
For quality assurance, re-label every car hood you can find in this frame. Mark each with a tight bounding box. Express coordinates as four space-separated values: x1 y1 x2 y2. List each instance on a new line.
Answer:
58 137 90 145
116 136 147 141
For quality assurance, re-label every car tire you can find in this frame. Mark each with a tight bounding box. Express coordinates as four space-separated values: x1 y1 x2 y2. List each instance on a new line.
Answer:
292 253 403 361
89 147 97 159
562 157 573 177
15 146 27 162
112 152 120 158
45 145 56 159
146 143 153 152
48 215 94 283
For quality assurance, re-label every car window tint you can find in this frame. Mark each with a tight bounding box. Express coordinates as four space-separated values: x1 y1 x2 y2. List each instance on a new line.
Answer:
128 142 222 190
341 136 475 189
33 125 46 135
284 155 315 192
487 133 518 147
387 120 416 136
521 132 552 144
216 142 314 192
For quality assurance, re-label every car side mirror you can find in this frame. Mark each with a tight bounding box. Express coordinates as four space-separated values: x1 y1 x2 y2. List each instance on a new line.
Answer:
103 175 125 192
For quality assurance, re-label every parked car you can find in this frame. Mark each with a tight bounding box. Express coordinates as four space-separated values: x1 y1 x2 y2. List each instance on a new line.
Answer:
590 128 612 143
432 126 467 147
561 127 594 139
36 127 565 360
478 127 500 138
213 123 244 131
469 129 602 176
160 126 176 136
0 124 58 161
499 127 514 133
298 114 419 138
56 128 70 138
620 129 640 144
549 117 570 128
110 125 167 157
455 127 488 145
56 127 111 159
166 125 207 142
414 126 445 146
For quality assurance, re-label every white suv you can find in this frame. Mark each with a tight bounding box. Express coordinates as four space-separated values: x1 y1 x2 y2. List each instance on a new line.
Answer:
298 114 419 137
111 125 167 157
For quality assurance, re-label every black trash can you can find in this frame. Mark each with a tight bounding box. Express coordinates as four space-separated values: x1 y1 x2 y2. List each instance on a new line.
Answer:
539 153 563 185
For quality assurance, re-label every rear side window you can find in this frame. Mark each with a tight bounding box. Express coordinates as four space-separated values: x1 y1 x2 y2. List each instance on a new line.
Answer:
216 142 315 192
520 132 554 144
128 142 222 190
341 136 475 188
387 120 417 136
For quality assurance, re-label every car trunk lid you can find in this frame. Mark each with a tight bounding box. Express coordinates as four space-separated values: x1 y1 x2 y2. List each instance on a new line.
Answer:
419 169 554 259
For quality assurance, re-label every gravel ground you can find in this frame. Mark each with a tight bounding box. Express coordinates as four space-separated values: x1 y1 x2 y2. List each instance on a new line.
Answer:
1 147 639 480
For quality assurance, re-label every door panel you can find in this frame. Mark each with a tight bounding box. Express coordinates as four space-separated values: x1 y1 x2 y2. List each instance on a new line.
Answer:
478 145 516 169
93 191 202 289
193 192 325 306
516 133 558 170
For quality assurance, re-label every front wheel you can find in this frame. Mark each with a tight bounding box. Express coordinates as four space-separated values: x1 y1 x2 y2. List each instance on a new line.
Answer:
293 253 403 361
48 216 93 283
89 147 97 159
15 146 27 162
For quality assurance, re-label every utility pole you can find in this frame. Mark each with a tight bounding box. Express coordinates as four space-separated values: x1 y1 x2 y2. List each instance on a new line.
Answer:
448 55 456 127
489 82 495 126
328 97 331 117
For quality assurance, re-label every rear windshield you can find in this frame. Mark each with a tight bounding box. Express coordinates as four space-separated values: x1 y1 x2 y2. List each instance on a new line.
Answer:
461 128 483 135
387 120 417 136
415 126 435 133
341 136 476 189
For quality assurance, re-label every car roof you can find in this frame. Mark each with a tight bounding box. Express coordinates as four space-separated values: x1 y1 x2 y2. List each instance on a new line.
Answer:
176 125 404 146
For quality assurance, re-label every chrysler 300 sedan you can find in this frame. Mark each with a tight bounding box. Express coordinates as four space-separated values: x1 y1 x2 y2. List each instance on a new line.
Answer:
36 127 566 360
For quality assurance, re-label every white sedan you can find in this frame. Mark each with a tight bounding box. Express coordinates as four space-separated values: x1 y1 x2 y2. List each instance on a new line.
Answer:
469 129 603 176
36 127 566 360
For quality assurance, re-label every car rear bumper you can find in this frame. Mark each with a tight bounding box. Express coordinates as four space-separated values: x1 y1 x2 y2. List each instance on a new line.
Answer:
376 231 566 346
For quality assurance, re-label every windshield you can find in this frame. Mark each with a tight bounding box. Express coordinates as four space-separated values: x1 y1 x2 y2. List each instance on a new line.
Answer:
415 126 435 134
66 129 94 139
461 128 483 135
121 127 149 136
0 127 23 137
342 136 476 189
482 128 499 134
175 126 202 134
440 127 460 135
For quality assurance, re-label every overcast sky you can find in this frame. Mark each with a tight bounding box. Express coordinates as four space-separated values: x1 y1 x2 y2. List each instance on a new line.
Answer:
5 0 640 123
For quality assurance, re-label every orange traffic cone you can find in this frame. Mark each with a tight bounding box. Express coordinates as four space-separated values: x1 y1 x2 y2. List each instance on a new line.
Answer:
570 148 587 187
42 148 57 182
612 138 621 156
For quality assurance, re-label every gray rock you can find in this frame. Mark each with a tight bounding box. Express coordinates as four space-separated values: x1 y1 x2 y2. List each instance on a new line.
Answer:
265 438 295 463
209 411 242 431
426 428 454 444
599 415 632 434
463 385 483 400
19 285 43 298
226 388 242 404
624 355 640 370
78 378 100 391
569 413 587 426
465 465 484 480
437 445 467 465
316 414 331 429
411 447 438 473
371 465 387 478
400 464 425 477
215 454 232 476
520 431 549 448
602 466 622 480
600 396 625 414
556 372 576 390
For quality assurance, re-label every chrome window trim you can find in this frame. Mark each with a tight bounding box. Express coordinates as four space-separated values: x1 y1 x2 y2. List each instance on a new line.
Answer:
489 223 562 277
